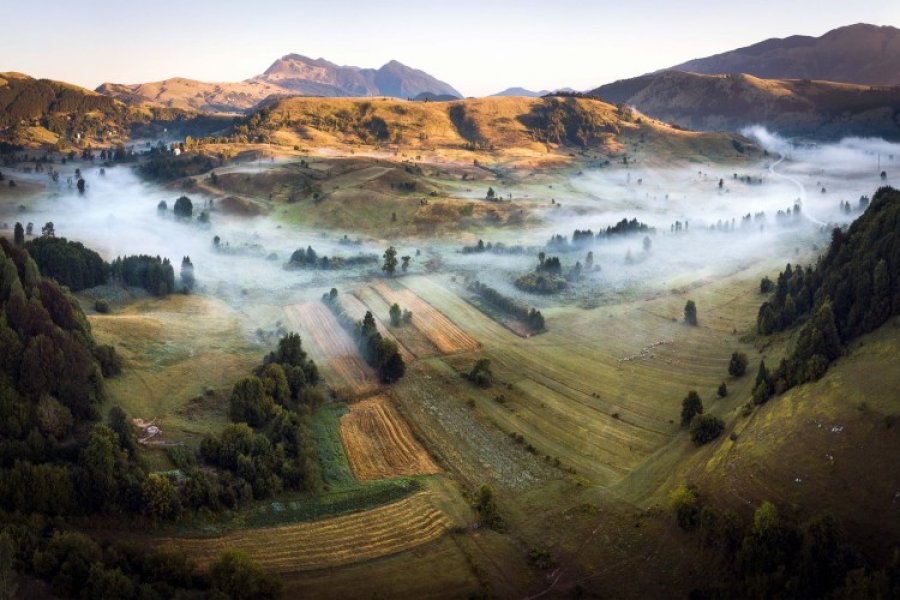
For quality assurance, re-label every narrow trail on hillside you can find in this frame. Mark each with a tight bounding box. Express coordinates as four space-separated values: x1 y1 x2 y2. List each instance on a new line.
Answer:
769 154 826 227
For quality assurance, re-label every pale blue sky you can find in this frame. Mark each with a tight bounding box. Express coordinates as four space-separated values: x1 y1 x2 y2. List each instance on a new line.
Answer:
1 0 897 96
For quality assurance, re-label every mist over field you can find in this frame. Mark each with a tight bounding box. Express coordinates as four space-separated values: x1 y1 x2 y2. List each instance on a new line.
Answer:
7 127 896 320
11 165 392 306
444 128 898 304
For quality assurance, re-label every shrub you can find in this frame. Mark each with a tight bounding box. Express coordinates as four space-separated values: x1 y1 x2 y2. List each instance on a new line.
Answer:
669 485 699 530
681 390 703 427
728 352 748 377
467 359 493 388
690 415 725 445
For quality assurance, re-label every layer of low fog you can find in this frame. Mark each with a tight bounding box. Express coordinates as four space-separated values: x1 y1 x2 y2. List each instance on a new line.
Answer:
442 128 898 307
4 164 392 326
2 127 897 328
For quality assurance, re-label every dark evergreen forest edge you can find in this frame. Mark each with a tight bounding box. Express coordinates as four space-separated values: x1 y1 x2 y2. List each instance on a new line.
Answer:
752 185 900 403
668 186 900 598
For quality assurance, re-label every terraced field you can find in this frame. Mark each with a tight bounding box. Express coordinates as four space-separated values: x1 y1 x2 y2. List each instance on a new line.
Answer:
372 282 480 354
163 491 453 572
340 396 439 480
283 301 378 396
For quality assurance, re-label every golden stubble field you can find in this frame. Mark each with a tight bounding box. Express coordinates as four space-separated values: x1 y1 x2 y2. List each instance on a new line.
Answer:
340 395 439 480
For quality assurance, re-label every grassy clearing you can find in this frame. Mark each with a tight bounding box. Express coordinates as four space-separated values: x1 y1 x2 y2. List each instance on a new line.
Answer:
88 294 260 464
280 534 483 599
311 403 355 487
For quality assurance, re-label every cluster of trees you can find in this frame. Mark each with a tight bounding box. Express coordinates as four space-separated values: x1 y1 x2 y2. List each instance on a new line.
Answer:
467 280 545 333
138 148 221 182
467 358 494 388
515 252 584 294
542 220 655 253
357 311 406 383
14 225 188 296
839 196 870 214
521 96 614 147
322 289 406 383
754 186 900 400
461 239 528 255
668 486 899 598
680 391 724 445
0 519 279 599
286 245 378 271
109 255 176 297
201 333 323 502
22 235 107 292
515 271 567 294
388 303 412 327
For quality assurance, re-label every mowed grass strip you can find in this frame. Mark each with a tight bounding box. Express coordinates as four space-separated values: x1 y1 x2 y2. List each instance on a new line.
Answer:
162 492 452 572
373 282 479 354
340 396 439 480
401 274 762 486
283 301 378 396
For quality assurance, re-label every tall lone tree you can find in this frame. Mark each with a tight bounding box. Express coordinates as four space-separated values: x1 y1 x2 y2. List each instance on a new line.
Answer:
13 222 24 246
389 303 402 326
174 195 193 219
681 390 703 427
181 256 195 291
382 246 398 276
728 351 748 377
684 300 698 326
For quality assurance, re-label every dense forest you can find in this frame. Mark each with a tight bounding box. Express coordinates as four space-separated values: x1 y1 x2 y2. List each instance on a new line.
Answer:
24 236 107 291
669 486 900 598
754 186 900 402
0 238 316 596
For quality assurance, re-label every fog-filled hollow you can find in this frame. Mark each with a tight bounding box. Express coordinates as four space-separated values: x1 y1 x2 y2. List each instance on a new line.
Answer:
3 127 897 325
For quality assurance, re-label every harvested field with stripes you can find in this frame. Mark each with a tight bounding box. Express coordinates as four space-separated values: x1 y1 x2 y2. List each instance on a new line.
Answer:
162 491 453 572
283 301 378 396
372 282 479 354
340 396 439 480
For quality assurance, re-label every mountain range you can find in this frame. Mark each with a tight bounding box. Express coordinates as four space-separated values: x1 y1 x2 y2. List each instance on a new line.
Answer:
668 23 900 85
97 55 461 113
590 24 900 139
592 71 900 140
